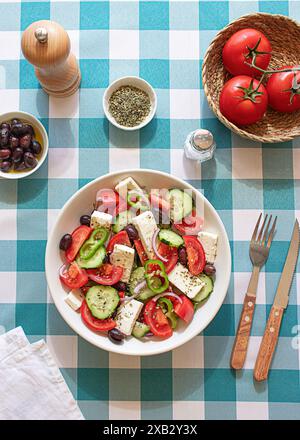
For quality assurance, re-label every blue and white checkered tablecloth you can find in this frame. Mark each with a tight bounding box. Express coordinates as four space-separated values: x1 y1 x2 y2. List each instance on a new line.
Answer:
0 0 300 421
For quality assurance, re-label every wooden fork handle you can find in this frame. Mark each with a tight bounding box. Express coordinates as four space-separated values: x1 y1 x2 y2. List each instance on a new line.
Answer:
230 294 256 370
254 305 284 382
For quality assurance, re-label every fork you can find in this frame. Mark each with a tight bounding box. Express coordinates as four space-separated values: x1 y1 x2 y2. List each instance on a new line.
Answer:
230 213 277 370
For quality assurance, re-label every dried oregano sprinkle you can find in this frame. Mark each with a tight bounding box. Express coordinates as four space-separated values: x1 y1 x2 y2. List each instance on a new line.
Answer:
108 85 151 127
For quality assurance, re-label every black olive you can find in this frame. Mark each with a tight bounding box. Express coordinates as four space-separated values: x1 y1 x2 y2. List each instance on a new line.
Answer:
0 161 12 172
59 233 73 251
0 148 11 160
80 214 91 226
19 134 32 149
108 328 125 344
11 123 32 138
10 136 19 149
23 124 35 136
204 264 216 276
178 247 188 266
103 254 110 264
24 151 38 169
113 281 127 291
12 147 23 163
31 140 42 155
124 224 139 241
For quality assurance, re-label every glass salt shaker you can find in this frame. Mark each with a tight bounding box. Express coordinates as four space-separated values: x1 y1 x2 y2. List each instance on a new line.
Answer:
184 129 216 163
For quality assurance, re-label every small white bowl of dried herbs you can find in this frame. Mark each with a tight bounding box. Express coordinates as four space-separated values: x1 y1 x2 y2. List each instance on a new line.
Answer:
103 76 157 131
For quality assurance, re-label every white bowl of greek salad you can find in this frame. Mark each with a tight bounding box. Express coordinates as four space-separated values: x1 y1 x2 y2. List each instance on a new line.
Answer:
45 169 231 356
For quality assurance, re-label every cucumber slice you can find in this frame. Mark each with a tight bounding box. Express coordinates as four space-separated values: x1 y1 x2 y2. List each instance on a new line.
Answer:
129 267 156 301
132 321 150 338
86 285 119 319
158 229 184 248
168 188 193 223
112 210 133 234
193 274 214 303
76 246 106 269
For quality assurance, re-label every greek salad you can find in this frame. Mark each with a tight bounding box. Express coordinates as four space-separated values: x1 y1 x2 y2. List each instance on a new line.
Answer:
58 177 218 344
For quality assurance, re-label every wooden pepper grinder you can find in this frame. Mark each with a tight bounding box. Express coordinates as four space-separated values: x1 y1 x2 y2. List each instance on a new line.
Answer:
21 20 81 97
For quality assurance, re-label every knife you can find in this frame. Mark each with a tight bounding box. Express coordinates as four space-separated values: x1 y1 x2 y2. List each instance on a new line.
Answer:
254 219 300 382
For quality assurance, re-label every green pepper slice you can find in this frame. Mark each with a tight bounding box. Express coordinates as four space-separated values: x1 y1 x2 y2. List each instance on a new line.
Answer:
144 259 169 294
158 297 177 329
80 228 109 260
127 190 149 212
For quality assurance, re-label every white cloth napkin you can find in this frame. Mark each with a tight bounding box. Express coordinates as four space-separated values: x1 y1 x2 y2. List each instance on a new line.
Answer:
0 327 84 420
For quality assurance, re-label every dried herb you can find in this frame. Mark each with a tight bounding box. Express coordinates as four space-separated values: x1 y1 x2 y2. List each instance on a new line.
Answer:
108 85 151 127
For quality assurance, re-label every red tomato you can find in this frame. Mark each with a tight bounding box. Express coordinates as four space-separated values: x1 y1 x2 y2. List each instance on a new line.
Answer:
183 235 206 276
118 291 125 299
149 192 170 213
134 239 148 265
107 230 131 253
267 66 300 113
167 294 194 323
219 75 268 126
143 299 173 339
173 209 204 236
222 28 271 77
65 225 92 262
87 264 123 286
60 262 89 289
81 301 116 332
157 242 178 273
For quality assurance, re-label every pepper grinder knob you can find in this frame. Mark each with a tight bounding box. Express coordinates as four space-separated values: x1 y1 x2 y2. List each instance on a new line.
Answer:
21 20 81 98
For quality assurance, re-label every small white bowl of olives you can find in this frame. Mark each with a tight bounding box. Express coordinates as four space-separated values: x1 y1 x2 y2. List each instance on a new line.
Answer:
0 111 48 179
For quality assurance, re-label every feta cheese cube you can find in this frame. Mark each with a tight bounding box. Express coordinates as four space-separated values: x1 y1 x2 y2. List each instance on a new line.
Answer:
131 210 157 259
90 210 112 230
168 263 205 299
115 299 143 336
115 177 142 197
110 244 135 283
197 231 218 263
65 289 84 311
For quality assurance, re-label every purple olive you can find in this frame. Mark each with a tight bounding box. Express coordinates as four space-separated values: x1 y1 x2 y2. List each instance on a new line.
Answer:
124 224 139 241
0 122 10 131
31 140 41 155
0 128 9 147
108 328 125 344
178 247 188 266
59 233 72 251
204 264 216 276
0 161 12 172
19 134 32 149
24 151 37 169
80 214 91 226
23 124 34 136
12 147 23 163
10 136 19 149
14 161 26 171
0 148 11 160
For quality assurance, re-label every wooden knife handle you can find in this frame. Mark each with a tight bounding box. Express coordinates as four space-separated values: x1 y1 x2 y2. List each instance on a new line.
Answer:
230 293 257 370
254 305 284 382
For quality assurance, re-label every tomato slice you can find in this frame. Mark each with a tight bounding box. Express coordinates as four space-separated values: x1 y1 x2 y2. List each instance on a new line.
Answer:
167 294 194 323
87 264 123 286
157 242 178 273
65 225 92 262
143 299 173 339
174 209 204 236
134 239 148 265
150 192 170 213
81 301 116 332
60 262 88 289
183 235 206 276
107 230 131 253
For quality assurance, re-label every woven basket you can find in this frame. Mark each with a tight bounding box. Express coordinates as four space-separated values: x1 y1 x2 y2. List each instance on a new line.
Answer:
202 13 300 143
